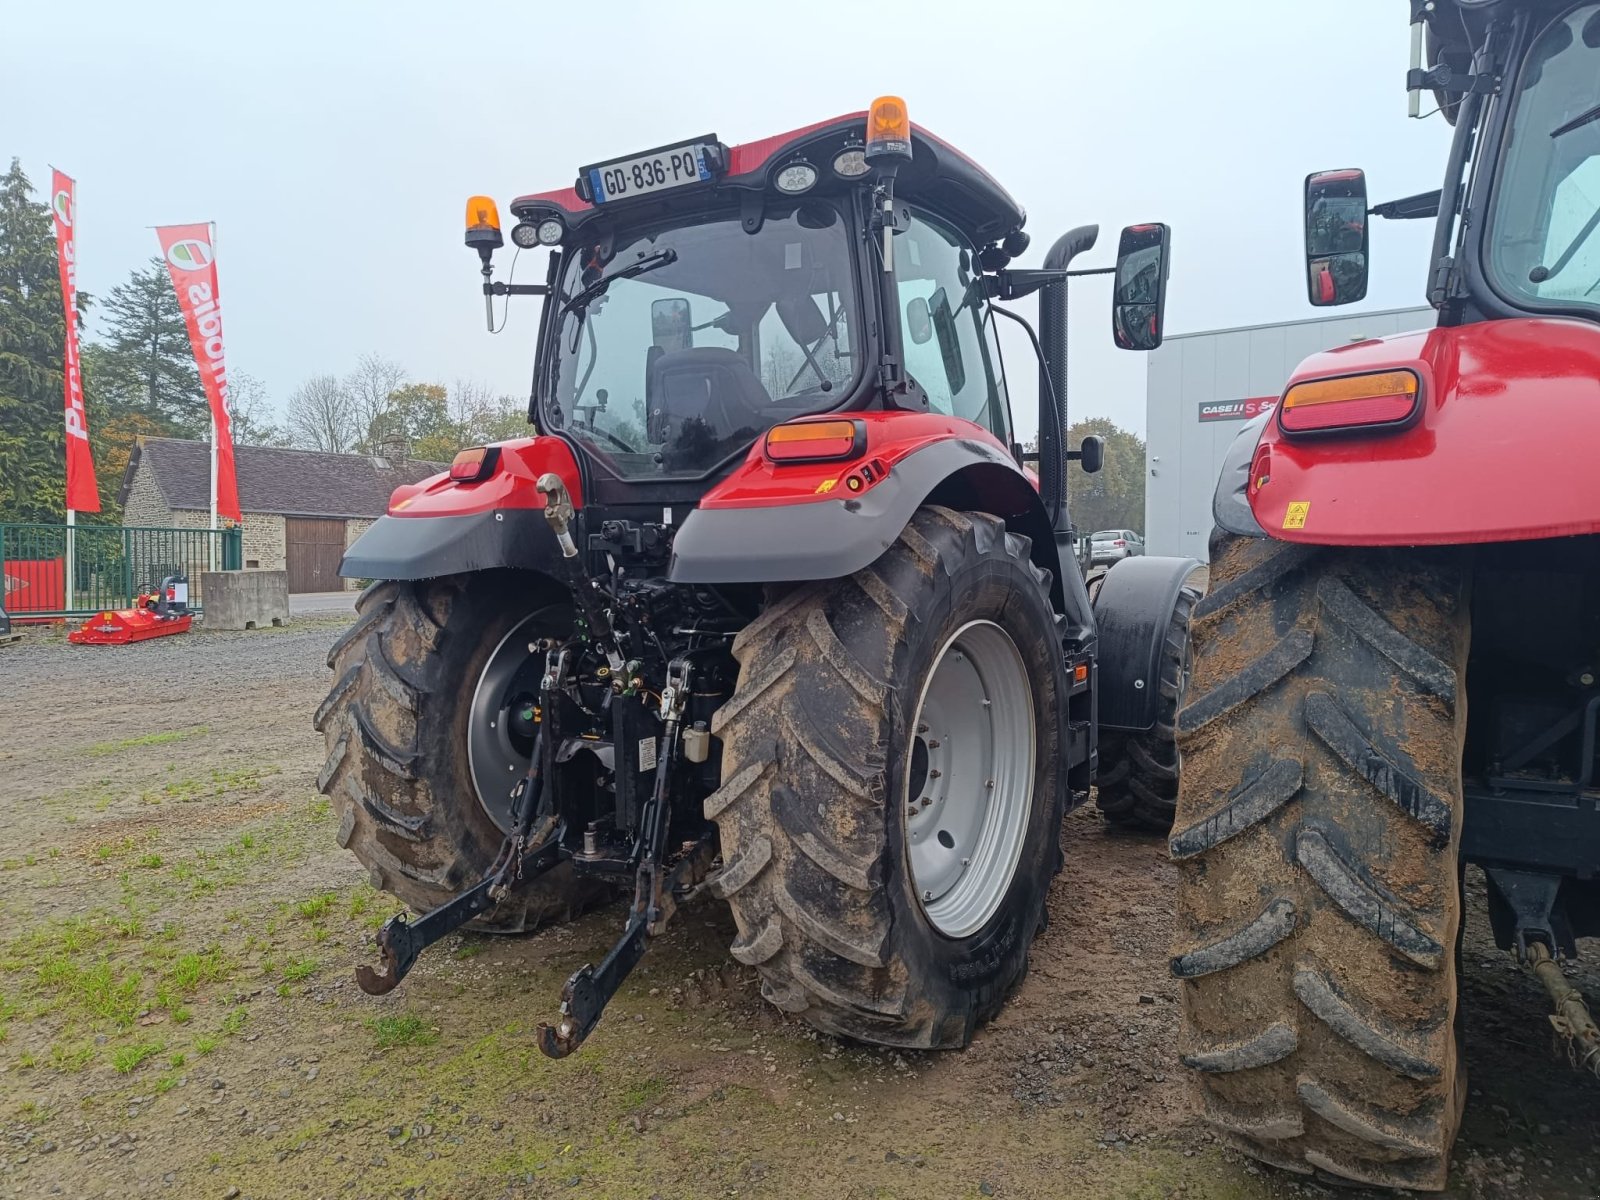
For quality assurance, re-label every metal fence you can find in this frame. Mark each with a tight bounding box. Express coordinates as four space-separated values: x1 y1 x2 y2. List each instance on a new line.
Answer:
0 523 242 619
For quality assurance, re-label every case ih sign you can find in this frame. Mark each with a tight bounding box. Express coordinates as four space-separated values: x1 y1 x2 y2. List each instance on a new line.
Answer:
1198 396 1278 423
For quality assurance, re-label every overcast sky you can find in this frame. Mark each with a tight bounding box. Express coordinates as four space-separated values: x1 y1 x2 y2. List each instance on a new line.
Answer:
10 0 1452 440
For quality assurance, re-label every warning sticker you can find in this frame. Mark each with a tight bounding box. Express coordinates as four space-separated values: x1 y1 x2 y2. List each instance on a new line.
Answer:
638 736 658 773
1283 501 1311 530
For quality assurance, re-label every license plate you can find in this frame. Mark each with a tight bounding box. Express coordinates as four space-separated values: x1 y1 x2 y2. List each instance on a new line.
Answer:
585 139 716 205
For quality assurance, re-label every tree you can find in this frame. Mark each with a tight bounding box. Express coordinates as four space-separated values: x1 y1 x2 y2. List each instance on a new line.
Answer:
96 257 206 434
345 353 408 454
1064 416 1146 535
228 371 292 448
287 374 358 453
0 159 75 523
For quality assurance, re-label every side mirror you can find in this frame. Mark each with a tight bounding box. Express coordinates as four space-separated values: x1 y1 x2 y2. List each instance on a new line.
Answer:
651 297 692 352
1078 434 1104 474
1304 169 1369 306
905 295 933 345
1112 223 1170 351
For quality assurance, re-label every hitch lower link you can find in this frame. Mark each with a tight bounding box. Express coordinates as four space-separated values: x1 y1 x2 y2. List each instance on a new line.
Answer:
537 657 715 1058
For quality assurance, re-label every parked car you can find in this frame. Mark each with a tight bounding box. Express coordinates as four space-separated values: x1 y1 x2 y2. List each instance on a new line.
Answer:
1090 529 1145 563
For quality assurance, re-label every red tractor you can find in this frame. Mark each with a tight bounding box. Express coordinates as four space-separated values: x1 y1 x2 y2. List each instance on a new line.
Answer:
1174 2 1600 1188
317 98 1199 1056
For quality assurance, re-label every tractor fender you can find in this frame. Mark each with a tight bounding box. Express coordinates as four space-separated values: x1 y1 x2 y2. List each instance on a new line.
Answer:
1092 554 1200 732
339 436 582 581
1212 410 1271 539
667 437 1067 612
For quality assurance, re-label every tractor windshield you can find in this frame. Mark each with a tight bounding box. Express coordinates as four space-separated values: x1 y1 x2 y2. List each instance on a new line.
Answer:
1485 2 1600 319
545 201 860 480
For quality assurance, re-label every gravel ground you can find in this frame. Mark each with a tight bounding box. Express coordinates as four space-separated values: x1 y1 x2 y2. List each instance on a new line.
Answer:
0 615 1595 1199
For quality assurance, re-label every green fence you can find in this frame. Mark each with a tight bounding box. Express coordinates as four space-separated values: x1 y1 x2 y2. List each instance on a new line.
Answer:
0 523 242 619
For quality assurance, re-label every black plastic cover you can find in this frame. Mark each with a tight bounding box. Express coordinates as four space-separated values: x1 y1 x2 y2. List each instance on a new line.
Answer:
1093 555 1202 732
1211 410 1271 539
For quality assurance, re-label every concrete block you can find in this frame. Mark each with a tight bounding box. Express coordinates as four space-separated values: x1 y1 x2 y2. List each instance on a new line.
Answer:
200 570 290 631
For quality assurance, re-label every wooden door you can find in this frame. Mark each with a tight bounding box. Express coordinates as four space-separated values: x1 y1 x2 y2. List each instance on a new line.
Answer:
284 518 347 593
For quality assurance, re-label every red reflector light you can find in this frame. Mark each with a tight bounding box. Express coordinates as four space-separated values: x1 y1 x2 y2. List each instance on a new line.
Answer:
1279 370 1420 434
450 446 496 481
1113 539 1125 547
764 419 863 463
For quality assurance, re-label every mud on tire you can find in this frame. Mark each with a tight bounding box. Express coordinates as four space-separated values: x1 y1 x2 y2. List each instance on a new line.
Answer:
1171 530 1467 1190
315 574 613 932
709 507 1070 1048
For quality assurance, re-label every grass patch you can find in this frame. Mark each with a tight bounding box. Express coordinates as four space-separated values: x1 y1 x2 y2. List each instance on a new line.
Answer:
50 1042 95 1072
220 1008 248 1037
163 946 232 997
35 956 142 1028
194 1035 218 1056
369 1014 437 1049
452 940 486 961
111 1041 164 1074
86 727 207 757
136 854 163 870
296 892 335 921
153 1074 179 1094
281 957 318 982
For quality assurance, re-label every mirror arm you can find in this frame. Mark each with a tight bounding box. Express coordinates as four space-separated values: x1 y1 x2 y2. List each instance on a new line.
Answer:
486 282 549 297
996 265 1116 300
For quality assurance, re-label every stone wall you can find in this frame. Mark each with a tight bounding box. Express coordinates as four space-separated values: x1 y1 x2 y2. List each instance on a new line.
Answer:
343 519 375 590
121 467 176 528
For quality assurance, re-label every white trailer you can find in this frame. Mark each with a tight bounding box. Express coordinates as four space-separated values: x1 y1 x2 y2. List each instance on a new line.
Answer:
1143 306 1435 560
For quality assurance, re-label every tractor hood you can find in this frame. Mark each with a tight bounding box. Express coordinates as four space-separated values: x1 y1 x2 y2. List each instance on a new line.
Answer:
1226 316 1600 546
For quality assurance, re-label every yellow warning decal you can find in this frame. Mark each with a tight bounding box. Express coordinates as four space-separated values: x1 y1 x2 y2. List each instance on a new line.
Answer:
815 478 838 494
1283 501 1311 530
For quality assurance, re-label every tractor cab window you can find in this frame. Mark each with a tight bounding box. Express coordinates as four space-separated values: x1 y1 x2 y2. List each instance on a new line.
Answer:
1486 3 1600 319
548 202 859 480
896 209 1011 444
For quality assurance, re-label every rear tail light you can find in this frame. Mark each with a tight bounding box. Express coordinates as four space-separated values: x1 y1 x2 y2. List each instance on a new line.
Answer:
764 419 865 463
450 445 499 482
1279 369 1420 434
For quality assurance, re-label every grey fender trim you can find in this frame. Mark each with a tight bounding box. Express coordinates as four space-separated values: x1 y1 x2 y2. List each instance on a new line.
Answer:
339 508 564 581
1212 410 1271 539
667 438 1064 608
1093 554 1201 732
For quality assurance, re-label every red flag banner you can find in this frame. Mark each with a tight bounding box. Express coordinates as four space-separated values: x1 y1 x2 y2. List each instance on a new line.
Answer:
51 170 101 512
155 223 241 522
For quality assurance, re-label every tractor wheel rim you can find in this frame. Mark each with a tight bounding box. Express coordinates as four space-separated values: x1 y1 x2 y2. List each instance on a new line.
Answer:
904 619 1036 938
467 613 549 835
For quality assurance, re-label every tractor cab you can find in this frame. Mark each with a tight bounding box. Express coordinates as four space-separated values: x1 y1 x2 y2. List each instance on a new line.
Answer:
462 99 1167 510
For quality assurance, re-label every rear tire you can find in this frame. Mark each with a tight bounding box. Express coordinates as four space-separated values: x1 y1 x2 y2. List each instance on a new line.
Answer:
1096 583 1196 832
315 574 614 932
709 507 1069 1047
1171 531 1467 1190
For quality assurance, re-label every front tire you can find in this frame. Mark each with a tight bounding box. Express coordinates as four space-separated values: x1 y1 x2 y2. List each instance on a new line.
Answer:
709 507 1069 1047
1171 531 1467 1190
315 574 613 932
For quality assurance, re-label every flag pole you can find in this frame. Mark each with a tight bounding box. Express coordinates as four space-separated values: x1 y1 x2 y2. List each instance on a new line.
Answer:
66 508 76 612
208 220 219 574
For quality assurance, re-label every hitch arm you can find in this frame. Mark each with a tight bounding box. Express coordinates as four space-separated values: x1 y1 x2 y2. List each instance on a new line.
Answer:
356 827 563 995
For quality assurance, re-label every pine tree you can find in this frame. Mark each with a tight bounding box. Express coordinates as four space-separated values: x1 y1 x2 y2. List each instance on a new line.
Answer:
96 257 206 434
0 159 73 522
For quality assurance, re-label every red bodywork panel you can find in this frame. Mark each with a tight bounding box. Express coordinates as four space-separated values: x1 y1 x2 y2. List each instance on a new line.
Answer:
382 415 1022 518
1249 317 1600 545
386 437 584 517
700 412 1017 509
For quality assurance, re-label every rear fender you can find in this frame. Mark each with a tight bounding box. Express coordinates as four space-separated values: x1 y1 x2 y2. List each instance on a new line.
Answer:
340 436 581 581
667 436 1068 614
1093 555 1200 732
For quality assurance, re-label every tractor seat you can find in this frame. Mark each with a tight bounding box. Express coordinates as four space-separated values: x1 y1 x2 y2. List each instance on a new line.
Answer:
646 348 772 451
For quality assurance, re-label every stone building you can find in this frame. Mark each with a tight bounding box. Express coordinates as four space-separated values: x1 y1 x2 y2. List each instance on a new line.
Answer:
117 437 447 592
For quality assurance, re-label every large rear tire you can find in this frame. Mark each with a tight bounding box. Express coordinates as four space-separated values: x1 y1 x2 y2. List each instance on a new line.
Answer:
1171 531 1467 1190
315 574 613 932
709 507 1069 1048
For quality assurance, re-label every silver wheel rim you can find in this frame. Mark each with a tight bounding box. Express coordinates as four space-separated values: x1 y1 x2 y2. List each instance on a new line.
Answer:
904 620 1037 938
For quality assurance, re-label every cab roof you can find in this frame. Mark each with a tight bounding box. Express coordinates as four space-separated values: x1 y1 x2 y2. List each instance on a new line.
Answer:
511 112 1027 246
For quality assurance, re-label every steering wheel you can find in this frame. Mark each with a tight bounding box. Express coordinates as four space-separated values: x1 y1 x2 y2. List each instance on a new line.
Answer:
580 425 639 454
